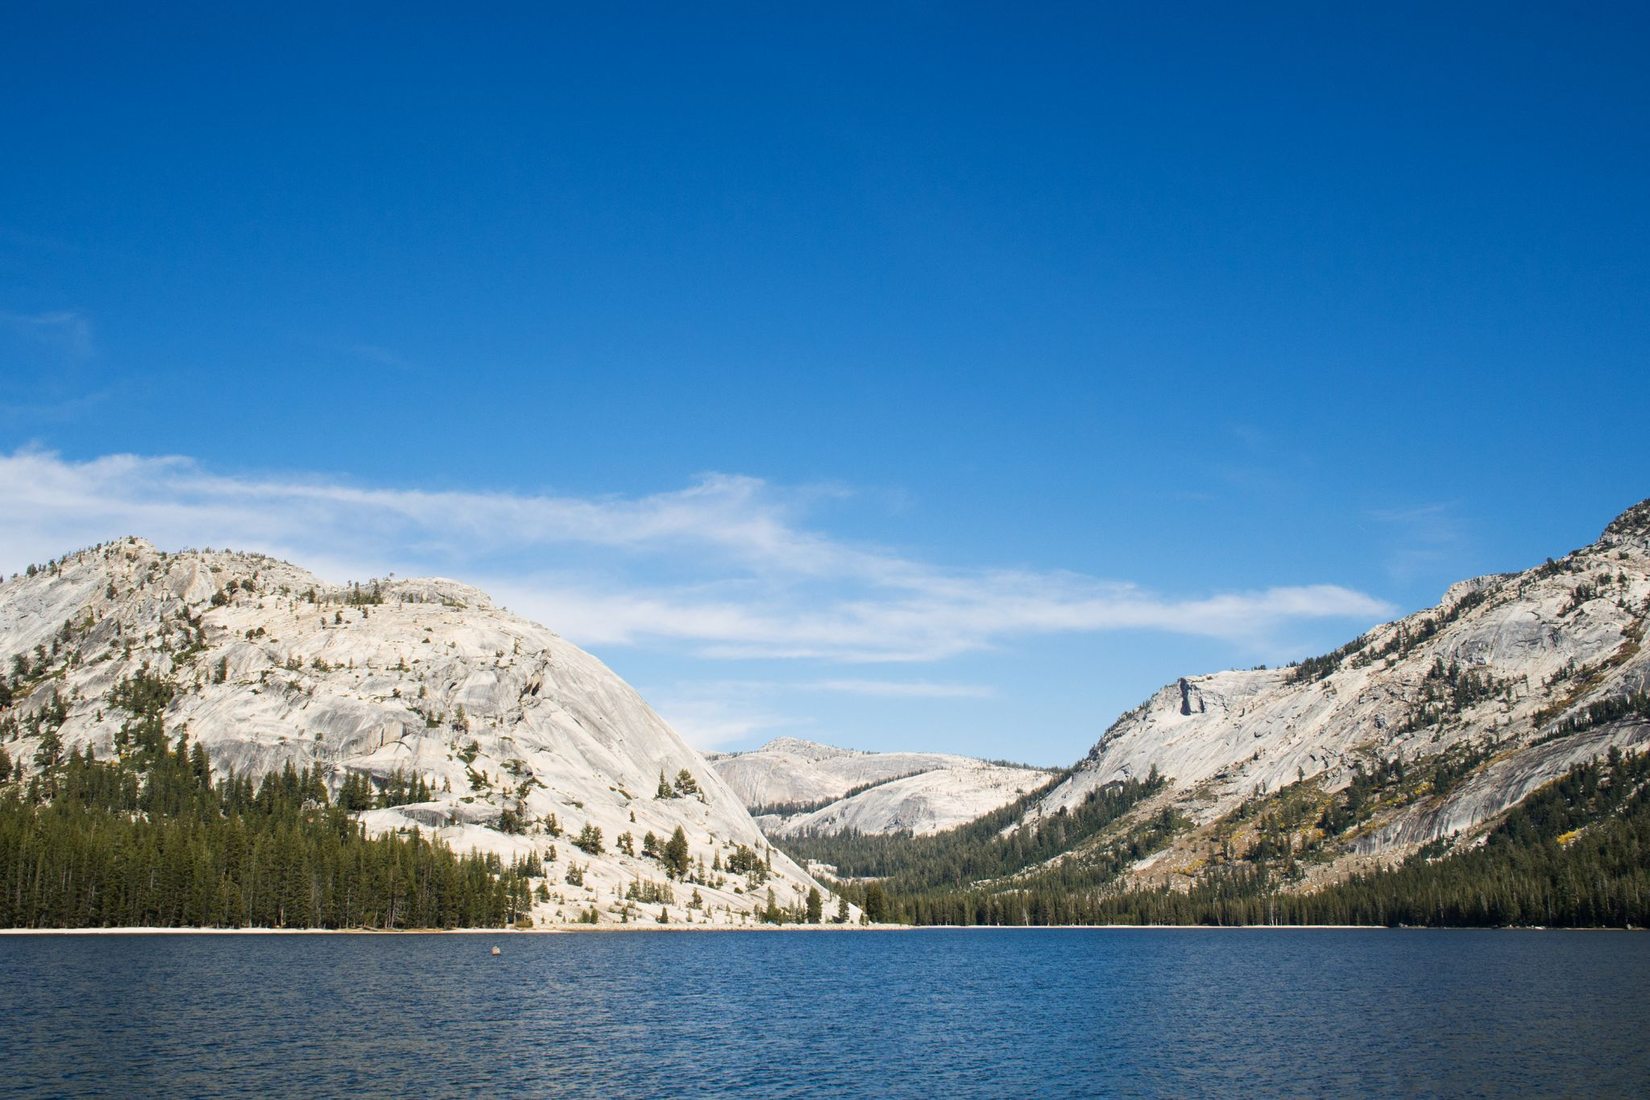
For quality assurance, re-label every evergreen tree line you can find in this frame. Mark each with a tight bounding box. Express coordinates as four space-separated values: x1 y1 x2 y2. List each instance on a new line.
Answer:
815 747 1650 928
0 734 535 929
1539 691 1650 743
333 768 433 811
780 772 1165 912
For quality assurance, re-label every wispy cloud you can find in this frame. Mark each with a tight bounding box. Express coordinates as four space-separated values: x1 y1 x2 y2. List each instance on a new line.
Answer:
648 696 799 749
1367 501 1466 584
0 309 94 362
638 677 991 748
0 448 1396 663
0 308 109 422
493 575 1390 662
0 387 118 424
806 679 996 699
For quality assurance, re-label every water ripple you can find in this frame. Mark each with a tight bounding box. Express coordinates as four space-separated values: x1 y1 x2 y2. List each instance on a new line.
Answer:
3 928 1647 1098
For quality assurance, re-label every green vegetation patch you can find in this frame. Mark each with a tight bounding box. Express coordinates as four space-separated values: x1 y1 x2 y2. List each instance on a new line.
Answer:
0 703 536 928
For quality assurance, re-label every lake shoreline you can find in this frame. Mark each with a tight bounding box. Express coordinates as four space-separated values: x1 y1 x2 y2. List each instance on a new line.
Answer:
1 923 1638 935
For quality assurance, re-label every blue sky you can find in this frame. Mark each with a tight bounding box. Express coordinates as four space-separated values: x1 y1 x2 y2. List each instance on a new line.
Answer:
2 5 1645 764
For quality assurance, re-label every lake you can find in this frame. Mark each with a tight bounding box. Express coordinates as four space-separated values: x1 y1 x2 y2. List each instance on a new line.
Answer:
4 928 1647 1097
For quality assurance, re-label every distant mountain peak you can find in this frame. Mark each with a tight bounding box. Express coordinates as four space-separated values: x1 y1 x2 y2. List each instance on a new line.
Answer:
713 737 1057 836
758 737 859 760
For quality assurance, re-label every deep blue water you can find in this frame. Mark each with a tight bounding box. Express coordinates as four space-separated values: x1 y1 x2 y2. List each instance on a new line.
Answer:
4 928 1648 1098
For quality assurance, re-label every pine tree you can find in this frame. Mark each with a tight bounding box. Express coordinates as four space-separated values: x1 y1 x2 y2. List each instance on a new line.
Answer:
863 882 887 923
573 824 604 855
663 826 691 879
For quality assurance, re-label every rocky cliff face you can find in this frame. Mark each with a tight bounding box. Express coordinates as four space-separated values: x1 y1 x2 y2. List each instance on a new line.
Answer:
710 737 1055 836
0 539 836 926
1027 500 1650 887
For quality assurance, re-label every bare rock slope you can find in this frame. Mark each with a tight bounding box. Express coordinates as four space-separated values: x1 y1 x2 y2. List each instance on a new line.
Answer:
0 539 837 926
710 737 1055 836
1027 499 1650 888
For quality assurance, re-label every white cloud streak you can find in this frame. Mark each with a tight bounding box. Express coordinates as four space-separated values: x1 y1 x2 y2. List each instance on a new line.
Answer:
0 309 94 361
0 448 1396 663
640 678 991 748
807 679 997 699
647 697 799 750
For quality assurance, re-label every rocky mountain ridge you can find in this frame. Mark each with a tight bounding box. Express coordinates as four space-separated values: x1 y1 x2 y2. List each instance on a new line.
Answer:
709 737 1055 836
0 538 841 927
1022 499 1650 891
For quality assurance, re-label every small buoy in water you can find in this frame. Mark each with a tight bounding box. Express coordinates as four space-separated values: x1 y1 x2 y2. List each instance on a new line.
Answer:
491 945 501 956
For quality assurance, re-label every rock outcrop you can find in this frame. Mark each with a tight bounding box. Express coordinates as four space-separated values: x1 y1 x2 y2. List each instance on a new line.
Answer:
0 539 839 926
1027 499 1650 886
710 737 1055 836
